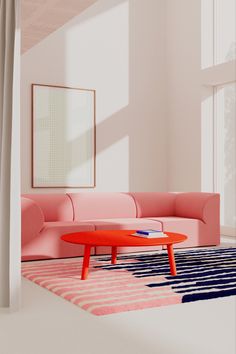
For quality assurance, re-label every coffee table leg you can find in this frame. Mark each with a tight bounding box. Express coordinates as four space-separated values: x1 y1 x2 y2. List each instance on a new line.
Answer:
111 246 117 264
167 244 177 276
81 245 91 280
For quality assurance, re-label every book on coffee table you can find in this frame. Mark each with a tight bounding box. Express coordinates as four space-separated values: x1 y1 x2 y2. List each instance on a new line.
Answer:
131 230 168 238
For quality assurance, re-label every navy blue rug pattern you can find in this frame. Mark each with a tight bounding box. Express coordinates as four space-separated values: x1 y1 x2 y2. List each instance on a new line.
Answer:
97 247 236 303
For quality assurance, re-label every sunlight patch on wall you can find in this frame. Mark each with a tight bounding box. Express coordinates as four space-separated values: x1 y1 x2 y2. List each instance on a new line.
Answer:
65 0 129 120
96 135 129 191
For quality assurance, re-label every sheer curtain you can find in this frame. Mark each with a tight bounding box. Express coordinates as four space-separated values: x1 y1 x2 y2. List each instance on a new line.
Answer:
0 0 21 309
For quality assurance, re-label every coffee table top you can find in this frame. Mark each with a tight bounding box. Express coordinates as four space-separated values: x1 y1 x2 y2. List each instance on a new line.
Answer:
61 230 187 247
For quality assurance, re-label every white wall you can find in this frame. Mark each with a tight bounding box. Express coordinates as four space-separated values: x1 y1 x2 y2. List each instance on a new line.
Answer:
166 0 201 191
21 0 167 194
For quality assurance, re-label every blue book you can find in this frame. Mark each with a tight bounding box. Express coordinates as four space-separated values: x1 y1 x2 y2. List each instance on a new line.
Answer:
136 229 162 235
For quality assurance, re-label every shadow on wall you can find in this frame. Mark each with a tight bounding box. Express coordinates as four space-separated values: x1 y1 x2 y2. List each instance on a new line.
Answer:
22 0 167 194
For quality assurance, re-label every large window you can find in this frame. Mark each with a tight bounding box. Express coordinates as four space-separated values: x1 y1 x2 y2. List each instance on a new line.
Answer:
201 0 236 236
214 0 236 65
201 0 236 68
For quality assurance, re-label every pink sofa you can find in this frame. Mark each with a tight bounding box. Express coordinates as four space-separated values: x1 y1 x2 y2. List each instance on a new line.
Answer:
21 192 220 261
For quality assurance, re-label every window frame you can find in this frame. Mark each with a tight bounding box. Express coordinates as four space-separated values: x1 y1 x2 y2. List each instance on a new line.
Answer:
201 0 236 237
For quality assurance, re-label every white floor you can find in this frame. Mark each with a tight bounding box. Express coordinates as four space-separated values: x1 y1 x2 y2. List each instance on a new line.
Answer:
0 244 236 354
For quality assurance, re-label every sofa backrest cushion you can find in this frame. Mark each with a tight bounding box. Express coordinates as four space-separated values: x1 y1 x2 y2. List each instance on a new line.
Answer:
130 192 176 217
22 194 73 221
68 193 137 220
21 197 44 245
174 192 219 222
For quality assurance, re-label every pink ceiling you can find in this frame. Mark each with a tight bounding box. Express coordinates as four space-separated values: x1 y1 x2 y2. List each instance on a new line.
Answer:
21 0 98 53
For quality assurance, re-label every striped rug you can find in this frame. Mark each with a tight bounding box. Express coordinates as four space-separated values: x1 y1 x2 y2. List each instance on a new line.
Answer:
22 247 236 316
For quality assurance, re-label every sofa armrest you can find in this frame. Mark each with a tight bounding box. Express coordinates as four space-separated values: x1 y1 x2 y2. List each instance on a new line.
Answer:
21 197 44 245
174 192 220 223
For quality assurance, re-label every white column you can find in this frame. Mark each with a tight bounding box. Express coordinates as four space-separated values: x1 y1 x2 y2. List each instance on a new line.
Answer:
0 0 21 309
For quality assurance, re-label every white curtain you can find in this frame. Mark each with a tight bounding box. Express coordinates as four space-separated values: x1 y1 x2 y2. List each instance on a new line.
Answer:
0 0 21 309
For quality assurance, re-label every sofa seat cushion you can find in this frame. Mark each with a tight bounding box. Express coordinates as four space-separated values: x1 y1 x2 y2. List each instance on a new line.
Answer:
82 218 162 230
145 217 203 248
83 218 163 255
95 245 162 255
21 222 95 261
41 221 95 233
92 218 162 255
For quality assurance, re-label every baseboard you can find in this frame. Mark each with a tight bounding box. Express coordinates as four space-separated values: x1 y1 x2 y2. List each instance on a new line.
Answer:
221 234 236 244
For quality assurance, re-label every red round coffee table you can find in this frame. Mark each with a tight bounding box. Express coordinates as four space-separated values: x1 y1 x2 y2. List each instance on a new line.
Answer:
61 230 187 280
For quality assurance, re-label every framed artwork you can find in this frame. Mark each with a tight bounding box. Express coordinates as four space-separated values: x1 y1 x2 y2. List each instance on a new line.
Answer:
32 84 96 188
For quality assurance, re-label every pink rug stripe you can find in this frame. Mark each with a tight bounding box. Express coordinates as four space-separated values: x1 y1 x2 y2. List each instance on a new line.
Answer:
22 256 182 316
90 295 182 316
